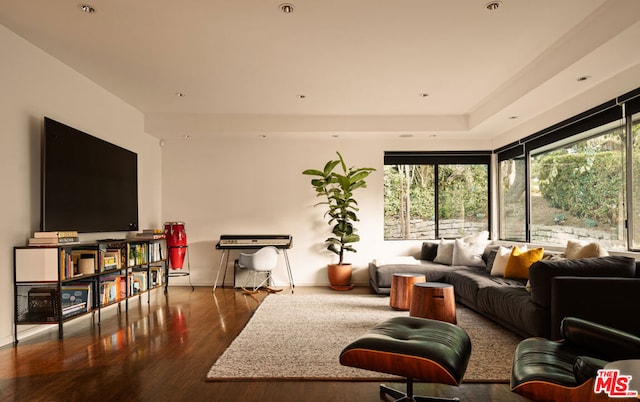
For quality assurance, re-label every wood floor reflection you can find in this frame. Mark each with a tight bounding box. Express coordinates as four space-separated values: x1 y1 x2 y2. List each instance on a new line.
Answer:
0 286 529 401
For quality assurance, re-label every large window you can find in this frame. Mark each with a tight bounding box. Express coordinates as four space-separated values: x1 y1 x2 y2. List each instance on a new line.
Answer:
498 153 526 242
497 88 640 251
632 111 640 249
529 120 626 249
384 152 490 240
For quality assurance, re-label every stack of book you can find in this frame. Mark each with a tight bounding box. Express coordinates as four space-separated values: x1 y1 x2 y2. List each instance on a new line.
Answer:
61 283 92 319
133 229 166 240
28 231 79 246
102 251 120 271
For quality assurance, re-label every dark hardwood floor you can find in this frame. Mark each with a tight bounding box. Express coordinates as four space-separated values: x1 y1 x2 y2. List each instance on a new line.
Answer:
0 286 530 401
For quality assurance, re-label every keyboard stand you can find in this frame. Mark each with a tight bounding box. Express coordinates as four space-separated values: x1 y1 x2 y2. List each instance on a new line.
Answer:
213 235 294 292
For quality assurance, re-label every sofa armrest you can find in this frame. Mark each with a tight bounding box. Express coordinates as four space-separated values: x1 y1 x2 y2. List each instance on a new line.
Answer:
551 277 640 340
530 256 636 309
560 317 640 361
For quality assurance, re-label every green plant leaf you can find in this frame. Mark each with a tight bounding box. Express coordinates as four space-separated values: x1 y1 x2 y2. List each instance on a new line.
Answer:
302 169 325 176
350 171 372 183
323 160 340 175
342 245 357 253
327 244 340 255
342 234 360 244
310 178 325 187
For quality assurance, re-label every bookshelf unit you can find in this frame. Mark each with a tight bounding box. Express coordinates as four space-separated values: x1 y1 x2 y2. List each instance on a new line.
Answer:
13 238 168 343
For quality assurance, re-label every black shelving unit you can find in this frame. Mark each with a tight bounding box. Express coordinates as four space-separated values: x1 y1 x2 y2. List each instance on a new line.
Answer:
13 238 168 343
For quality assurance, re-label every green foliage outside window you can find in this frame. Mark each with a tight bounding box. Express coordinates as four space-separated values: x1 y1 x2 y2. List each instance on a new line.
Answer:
536 151 623 225
534 131 625 228
384 164 488 239
437 165 488 220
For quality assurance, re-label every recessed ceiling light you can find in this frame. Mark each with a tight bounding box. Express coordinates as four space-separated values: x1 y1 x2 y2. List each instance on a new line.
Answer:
280 3 294 13
79 4 96 13
509 116 518 120
183 134 191 139
259 134 267 139
420 93 429 98
332 134 339 138
297 94 306 99
175 92 185 97
485 1 502 11
576 75 591 82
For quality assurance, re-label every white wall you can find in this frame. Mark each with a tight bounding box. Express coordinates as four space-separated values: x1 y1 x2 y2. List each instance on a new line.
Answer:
0 26 162 346
161 136 491 288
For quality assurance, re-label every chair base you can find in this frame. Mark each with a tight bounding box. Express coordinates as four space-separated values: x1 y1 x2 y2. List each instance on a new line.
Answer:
240 286 282 295
380 378 459 402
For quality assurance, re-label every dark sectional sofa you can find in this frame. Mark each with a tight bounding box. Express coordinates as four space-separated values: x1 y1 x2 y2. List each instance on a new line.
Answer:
369 244 640 339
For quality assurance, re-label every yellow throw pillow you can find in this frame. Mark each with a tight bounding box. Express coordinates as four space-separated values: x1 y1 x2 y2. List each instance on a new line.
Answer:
503 246 544 280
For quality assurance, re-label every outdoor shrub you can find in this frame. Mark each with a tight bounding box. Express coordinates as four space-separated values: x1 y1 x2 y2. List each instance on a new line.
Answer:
537 151 622 225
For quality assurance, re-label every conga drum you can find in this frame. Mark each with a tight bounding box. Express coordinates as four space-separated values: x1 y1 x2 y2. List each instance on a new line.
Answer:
164 222 187 269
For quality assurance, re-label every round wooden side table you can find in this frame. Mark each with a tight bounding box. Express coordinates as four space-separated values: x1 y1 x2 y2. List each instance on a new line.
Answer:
409 282 457 324
390 273 426 311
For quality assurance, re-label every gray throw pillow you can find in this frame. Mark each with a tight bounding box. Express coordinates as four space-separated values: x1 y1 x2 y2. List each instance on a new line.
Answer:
420 242 438 261
485 249 498 273
433 239 455 265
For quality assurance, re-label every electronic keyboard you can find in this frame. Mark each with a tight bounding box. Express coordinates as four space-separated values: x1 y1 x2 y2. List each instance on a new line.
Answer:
216 234 293 249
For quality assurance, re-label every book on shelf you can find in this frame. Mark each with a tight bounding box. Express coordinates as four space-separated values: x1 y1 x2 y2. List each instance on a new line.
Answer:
127 243 149 266
100 276 124 305
102 251 119 271
60 249 71 280
98 242 126 271
28 236 80 246
62 302 88 319
142 229 164 234
33 230 79 239
106 249 123 270
61 283 92 317
149 267 164 287
130 271 148 294
148 242 164 262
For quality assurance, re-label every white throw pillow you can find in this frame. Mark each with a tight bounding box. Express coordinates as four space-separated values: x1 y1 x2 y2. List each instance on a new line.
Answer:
462 230 490 245
564 240 609 259
452 238 485 267
433 239 455 265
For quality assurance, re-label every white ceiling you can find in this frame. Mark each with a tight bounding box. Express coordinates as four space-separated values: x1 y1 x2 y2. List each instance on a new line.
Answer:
1 0 640 145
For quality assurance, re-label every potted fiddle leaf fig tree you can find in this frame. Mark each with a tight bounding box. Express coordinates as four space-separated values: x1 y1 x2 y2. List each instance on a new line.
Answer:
302 152 376 290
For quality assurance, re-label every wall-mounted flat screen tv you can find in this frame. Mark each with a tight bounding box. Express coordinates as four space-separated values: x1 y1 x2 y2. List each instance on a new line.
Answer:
42 117 139 233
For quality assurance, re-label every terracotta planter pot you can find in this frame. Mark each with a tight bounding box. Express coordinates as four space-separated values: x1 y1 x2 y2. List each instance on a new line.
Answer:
327 263 354 291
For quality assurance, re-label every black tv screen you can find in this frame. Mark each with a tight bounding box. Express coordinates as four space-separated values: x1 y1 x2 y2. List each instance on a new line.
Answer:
42 117 139 233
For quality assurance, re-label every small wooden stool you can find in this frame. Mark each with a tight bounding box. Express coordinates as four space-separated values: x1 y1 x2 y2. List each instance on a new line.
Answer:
410 282 457 324
390 273 426 310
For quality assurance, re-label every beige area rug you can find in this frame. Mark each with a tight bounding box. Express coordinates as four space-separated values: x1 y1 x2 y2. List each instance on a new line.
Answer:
206 293 522 383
